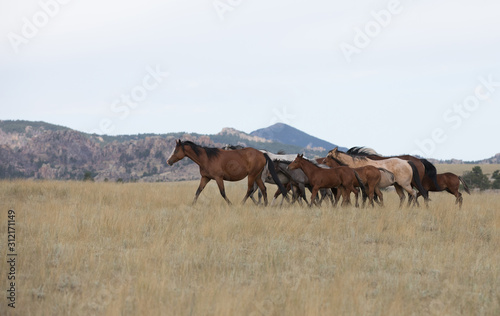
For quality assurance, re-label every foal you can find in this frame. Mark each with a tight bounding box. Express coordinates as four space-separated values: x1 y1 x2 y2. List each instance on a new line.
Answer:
288 154 365 207
322 155 384 207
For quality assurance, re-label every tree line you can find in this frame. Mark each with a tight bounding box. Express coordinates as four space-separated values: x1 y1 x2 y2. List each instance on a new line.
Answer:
462 166 500 190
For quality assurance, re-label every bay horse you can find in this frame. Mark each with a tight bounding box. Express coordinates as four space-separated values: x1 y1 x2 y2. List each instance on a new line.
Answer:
415 172 471 208
346 147 438 206
328 147 427 208
273 160 335 206
322 155 385 207
288 154 366 207
167 140 287 205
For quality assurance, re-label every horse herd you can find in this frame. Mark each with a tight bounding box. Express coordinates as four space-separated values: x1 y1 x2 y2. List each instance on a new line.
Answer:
167 140 470 208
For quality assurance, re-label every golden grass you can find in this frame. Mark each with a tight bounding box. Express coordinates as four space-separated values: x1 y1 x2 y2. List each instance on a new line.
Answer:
0 180 499 315
435 164 500 176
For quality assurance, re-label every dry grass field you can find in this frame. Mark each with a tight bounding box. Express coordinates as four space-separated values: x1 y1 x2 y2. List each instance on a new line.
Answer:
1 179 499 316
435 164 500 177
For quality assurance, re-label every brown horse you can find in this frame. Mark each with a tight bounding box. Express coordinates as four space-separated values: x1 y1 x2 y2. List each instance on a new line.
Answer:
167 140 287 205
288 154 365 207
328 147 427 208
322 155 385 207
415 172 471 208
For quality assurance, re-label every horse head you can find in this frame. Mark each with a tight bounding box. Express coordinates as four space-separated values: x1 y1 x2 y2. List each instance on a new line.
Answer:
288 154 304 170
327 147 339 158
167 139 186 165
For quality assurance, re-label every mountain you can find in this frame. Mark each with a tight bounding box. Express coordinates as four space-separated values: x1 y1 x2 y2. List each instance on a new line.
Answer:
0 120 337 182
4 120 496 182
251 123 347 152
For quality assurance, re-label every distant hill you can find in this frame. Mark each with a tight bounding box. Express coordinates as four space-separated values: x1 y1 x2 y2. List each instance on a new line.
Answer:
0 120 337 182
0 120 71 133
251 123 346 152
3 120 496 182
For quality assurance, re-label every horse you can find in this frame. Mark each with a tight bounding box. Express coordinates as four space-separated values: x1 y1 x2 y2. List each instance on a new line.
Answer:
328 147 427 208
322 155 388 207
346 147 438 206
252 160 300 206
288 154 366 207
250 154 334 206
167 140 287 205
415 172 471 208
273 160 335 206
235 149 298 206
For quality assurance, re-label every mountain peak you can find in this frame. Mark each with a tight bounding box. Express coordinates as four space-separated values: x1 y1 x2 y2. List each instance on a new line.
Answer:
250 123 345 152
217 127 271 143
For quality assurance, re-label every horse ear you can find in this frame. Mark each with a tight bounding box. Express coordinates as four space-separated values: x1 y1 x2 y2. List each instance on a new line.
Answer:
332 147 338 152
176 139 181 145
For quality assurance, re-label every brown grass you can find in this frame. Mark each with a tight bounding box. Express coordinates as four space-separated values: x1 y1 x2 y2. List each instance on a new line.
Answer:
0 180 499 315
435 164 500 176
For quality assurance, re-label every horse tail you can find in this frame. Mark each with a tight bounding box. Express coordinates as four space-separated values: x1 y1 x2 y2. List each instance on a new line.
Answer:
264 153 288 199
408 160 428 199
458 176 471 195
420 158 441 190
353 170 367 196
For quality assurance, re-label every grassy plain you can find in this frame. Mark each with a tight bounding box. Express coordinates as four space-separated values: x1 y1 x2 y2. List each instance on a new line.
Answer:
0 179 499 316
435 164 500 177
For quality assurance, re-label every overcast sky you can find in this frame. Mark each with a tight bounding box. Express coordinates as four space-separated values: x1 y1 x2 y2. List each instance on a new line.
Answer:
1 0 499 160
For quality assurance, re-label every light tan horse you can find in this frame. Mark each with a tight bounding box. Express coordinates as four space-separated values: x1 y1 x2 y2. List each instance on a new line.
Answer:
327 147 426 207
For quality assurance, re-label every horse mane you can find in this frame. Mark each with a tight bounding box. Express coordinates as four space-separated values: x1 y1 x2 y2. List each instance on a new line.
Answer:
300 156 331 169
278 155 318 166
326 156 347 166
334 148 368 161
182 141 220 160
347 146 381 156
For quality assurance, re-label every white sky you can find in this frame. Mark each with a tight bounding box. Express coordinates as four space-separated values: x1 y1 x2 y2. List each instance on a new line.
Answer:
1 0 499 160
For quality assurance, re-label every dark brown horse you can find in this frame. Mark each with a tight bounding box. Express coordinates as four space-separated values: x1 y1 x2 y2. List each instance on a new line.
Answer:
288 154 365 207
415 172 471 208
322 155 384 207
167 140 287 205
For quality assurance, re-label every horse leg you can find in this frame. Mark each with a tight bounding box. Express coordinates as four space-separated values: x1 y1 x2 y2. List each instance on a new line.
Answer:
327 189 335 206
290 184 299 204
374 186 384 207
310 187 320 207
248 182 260 205
454 191 463 208
407 192 413 207
340 186 352 207
214 177 231 205
272 187 281 206
394 183 406 208
361 189 373 208
254 177 268 206
331 188 338 206
401 183 417 208
364 184 373 208
193 176 211 205
318 189 327 206
333 187 342 207
354 188 359 208
299 183 310 205
369 184 377 208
